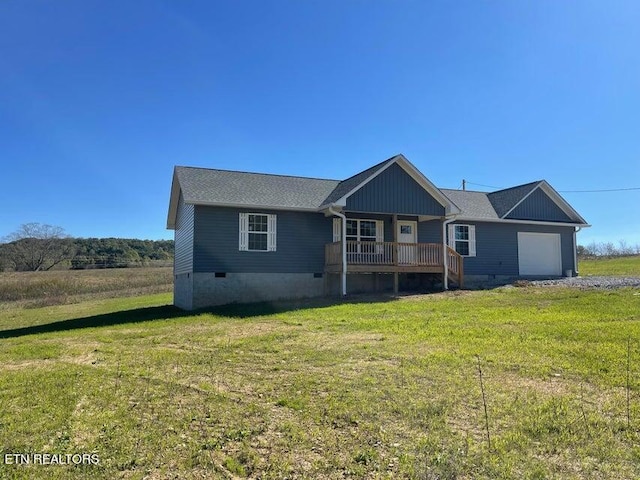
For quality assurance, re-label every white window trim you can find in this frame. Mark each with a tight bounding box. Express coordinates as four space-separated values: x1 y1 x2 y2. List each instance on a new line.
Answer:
239 213 277 252
448 224 476 257
334 218 383 241
334 218 384 253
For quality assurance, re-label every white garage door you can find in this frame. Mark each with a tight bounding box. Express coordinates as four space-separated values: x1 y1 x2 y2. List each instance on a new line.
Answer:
518 232 562 276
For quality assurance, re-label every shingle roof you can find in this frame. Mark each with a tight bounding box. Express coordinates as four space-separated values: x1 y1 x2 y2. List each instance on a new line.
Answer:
168 158 585 230
487 181 541 217
175 166 340 210
440 189 500 219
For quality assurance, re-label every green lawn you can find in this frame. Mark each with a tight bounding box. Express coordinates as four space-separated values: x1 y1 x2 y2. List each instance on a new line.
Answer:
579 255 640 276
1 288 640 479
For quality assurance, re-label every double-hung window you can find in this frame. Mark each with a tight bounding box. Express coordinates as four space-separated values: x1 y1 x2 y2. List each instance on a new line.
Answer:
346 219 377 253
334 218 384 255
239 213 277 251
448 224 476 257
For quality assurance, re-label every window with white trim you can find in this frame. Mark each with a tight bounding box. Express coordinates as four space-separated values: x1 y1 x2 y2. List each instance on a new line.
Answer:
239 213 276 252
333 218 384 253
448 224 476 257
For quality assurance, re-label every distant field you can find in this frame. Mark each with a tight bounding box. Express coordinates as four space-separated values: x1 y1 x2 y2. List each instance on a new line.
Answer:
0 267 173 308
1 286 639 479
579 255 640 276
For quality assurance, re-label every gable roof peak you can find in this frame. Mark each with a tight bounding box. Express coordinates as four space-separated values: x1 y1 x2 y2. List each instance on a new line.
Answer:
320 153 460 215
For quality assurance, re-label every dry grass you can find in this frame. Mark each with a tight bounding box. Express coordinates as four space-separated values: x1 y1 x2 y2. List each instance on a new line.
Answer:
0 267 173 309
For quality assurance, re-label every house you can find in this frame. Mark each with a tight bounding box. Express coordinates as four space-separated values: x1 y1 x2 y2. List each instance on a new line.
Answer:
167 154 588 310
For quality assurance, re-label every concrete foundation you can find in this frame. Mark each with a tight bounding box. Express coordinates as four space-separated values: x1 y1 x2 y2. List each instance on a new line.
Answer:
190 272 326 310
174 272 193 310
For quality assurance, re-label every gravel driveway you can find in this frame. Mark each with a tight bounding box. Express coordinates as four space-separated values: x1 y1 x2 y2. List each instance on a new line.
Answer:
528 276 640 289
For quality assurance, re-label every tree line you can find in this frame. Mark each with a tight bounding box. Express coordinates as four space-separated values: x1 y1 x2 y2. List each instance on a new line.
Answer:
577 240 640 259
0 223 174 271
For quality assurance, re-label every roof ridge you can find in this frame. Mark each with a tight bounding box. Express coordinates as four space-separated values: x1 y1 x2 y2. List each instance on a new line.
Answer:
175 165 340 183
335 154 399 185
488 180 542 194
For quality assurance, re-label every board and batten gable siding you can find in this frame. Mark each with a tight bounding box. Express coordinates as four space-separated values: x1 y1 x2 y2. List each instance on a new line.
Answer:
506 188 573 223
193 206 333 273
457 221 575 276
174 192 194 274
345 163 446 216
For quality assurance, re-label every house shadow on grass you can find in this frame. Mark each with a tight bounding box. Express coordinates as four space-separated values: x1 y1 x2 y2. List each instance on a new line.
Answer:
0 294 402 339
207 293 400 319
0 305 184 339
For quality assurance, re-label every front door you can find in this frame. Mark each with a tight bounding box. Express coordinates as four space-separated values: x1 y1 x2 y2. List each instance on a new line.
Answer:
397 221 418 264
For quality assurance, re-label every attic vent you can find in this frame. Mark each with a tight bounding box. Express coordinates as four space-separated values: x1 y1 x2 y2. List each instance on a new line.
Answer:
215 272 226 278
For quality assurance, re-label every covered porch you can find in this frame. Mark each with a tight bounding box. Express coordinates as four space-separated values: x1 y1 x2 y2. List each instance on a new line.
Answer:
324 240 464 289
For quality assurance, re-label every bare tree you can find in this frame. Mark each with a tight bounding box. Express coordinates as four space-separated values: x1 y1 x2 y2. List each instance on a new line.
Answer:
3 223 76 271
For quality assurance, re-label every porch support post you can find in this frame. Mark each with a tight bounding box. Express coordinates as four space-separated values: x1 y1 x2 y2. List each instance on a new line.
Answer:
393 214 399 294
442 216 457 290
328 206 348 296
392 214 398 266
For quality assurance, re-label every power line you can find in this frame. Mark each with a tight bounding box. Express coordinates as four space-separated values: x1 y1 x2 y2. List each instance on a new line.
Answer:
559 187 640 193
463 181 502 190
462 181 640 193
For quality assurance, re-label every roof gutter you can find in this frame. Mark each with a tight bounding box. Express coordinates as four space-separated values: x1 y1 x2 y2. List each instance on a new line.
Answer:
328 206 347 296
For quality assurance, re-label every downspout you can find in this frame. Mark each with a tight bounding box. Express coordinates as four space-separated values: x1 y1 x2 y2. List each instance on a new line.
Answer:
328 206 347 296
442 215 457 290
573 226 582 276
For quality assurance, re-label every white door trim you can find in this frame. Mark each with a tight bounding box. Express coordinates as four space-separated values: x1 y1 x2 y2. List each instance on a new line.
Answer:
397 220 418 265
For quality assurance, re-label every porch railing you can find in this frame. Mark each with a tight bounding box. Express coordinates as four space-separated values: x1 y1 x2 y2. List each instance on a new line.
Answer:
325 241 463 285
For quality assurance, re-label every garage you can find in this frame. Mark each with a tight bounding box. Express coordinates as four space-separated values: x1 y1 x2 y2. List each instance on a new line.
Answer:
517 232 562 276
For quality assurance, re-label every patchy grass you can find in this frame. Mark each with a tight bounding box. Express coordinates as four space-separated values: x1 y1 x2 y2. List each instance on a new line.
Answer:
1 287 640 478
580 255 640 276
0 267 172 309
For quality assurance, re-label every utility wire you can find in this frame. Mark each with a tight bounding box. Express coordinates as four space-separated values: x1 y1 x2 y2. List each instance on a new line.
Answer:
559 187 640 193
463 181 640 193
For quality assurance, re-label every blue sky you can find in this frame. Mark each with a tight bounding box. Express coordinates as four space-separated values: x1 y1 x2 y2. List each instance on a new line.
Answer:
1 1 638 246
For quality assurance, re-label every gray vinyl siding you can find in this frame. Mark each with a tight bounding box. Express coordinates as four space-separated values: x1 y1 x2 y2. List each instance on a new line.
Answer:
193 206 333 273
174 192 194 274
345 163 446 216
456 221 575 276
506 188 573 222
418 219 442 243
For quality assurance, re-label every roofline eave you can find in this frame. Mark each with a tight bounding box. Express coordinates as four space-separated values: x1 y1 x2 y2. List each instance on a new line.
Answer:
166 169 181 230
182 200 323 213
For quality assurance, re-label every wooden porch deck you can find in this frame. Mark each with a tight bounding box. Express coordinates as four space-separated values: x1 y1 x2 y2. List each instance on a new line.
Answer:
324 241 464 287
